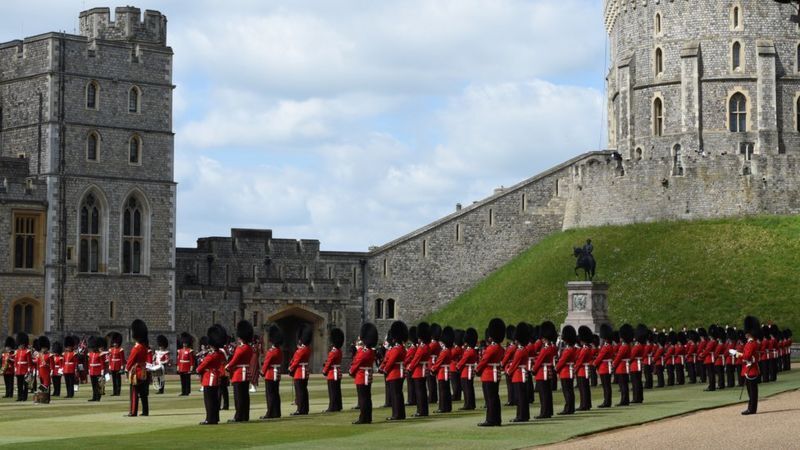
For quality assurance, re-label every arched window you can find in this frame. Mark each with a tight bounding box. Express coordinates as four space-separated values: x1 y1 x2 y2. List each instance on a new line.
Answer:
129 86 140 113
11 298 41 334
129 135 141 164
653 98 664 136
732 6 742 30
655 48 663 76
374 298 384 319
79 193 103 273
386 299 396 319
122 196 144 274
732 42 742 71
87 132 99 161
729 93 747 132
672 144 684 176
655 13 661 35
86 81 99 109
635 148 643 161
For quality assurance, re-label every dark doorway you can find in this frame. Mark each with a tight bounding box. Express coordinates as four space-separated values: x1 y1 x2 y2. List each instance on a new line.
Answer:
274 316 314 373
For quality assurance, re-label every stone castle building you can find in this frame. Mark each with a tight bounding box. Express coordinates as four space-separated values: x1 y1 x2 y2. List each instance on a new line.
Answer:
3 3 800 368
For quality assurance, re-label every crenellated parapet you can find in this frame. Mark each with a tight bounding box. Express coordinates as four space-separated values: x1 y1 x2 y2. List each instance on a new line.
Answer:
79 6 167 45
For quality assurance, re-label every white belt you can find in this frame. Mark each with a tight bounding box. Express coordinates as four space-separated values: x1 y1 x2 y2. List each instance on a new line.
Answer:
444 365 449 381
360 367 372 386
568 363 575 379
679 356 685 365
647 356 653 365
583 363 591 376
623 359 630 374
89 363 102 367
604 359 613 373
300 363 308 379
467 363 477 380
518 365 528 383
543 363 552 381
421 361 429 377
271 364 281 380
395 362 404 378
527 357 535 371
179 359 190 363
489 363 501 383
235 364 248 380
332 364 341 381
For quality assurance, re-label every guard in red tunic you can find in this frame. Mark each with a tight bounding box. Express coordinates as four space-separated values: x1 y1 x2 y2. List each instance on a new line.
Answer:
51 341 64 397
556 325 578 415
408 322 431 417
450 329 464 402
427 323 442 405
289 324 312 415
176 332 194 396
476 318 505 426
125 319 150 417
62 336 78 398
653 333 666 388
630 325 647 403
501 324 517 407
35 336 52 404
456 327 479 411
713 327 727 390
403 326 418 407
613 324 634 407
532 321 557 419
738 316 761 415
350 322 378 424
260 325 284 420
432 326 455 413
14 333 31 402
592 324 615 408
2 337 14 398
664 331 676 386
322 328 345 412
106 332 124 396
783 328 792 371
674 331 686 386
696 328 708 384
382 321 408 420
87 337 105 402
507 322 530 422
701 326 716 391
198 325 227 425
225 320 255 422
685 330 698 384
575 326 594 411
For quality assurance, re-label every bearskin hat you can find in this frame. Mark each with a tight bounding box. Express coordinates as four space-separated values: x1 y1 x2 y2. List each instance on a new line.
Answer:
619 324 634 343
668 331 677 345
697 327 707 338
15 332 29 347
87 336 99 350
635 324 649 344
298 324 313 346
488 318 506 343
417 322 432 344
784 329 792 339
678 331 687 344
408 326 418 344
611 331 621 343
708 324 718 338
131 319 148 344
360 322 379 348
51 341 63 354
726 327 737 341
465 328 478 347
441 326 455 348
578 326 593 344
156 334 168 349
38 336 50 350
657 333 667 346
199 335 209 347
430 323 443 342
236 320 255 342
64 335 76 348
180 332 193 347
32 337 41 352
4 336 16 349
599 323 613 341
541 321 558 342
330 328 345 349
109 332 123 347
592 334 600 346
738 330 746 341
268 325 283 346
743 316 760 338
770 324 780 339
389 321 408 344
454 329 465 346
687 330 699 342
561 325 577 345
505 324 516 341
207 325 226 349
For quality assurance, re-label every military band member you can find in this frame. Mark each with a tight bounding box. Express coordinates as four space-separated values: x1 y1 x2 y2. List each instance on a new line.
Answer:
2 337 14 398
175 333 194 396
427 323 442 405
575 326 594 411
643 331 654 390
35 336 52 404
613 324 633 407
456 328 479 411
590 335 600 387
51 341 63 397
630 325 647 404
696 328 708 384
219 339 231 410
260 325 284 420
289 324 312 415
408 322 431 417
14 332 31 402
382 321 408 421
556 325 578 415
225 320 255 423
404 326 418 407
592 324 614 408
738 316 761 415
476 318 505 427
724 328 736 388
524 325 538 405
507 322 530 422
431 326 454 413
321 328 344 413
87 337 105 402
532 321 557 419
126 319 150 417
198 325 227 425
450 329 465 402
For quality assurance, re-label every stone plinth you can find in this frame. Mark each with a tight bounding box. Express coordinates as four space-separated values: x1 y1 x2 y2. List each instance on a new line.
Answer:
561 281 612 333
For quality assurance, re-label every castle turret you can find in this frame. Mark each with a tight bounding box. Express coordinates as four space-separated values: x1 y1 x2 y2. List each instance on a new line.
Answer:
79 6 166 44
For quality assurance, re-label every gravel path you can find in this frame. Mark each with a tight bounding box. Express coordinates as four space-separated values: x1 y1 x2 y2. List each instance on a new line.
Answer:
543 388 800 449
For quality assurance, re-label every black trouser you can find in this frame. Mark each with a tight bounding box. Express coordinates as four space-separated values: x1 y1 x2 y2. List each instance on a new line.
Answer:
578 377 591 410
16 375 28 401
599 374 612 406
705 364 716 390
537 378 553 418
716 365 725 389
388 378 405 419
451 376 462 401
219 377 230 409
526 377 535 404
505 377 516 405
697 361 706 383
643 365 653 389
90 375 101 401
461 378 475 410
666 364 675 386
769 359 778 382
203 386 220 424
179 373 191 396
560 378 575 414
327 379 342 411
294 379 309 414
726 365 736 388
745 377 758 413
3 374 13 397
111 371 122 396
130 380 149 415
52 375 61 396
687 361 696 383
65 373 76 398
384 380 390 407
590 367 598 387
514 382 529 420
406 375 416 405
356 384 372 423
759 361 769 383
427 374 438 404
265 380 281 418
616 373 629 406
482 381 501 425
413 378 428 416
655 365 665 387
437 379 452 412
676 364 685 385
631 371 643 403
232 381 250 422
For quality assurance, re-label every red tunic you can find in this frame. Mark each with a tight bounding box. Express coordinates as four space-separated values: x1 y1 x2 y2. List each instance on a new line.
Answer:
506 344 529 383
501 344 517 373
349 347 375 385
13 348 32 376
88 351 104 377
532 343 556 381
261 347 283 381
381 344 406 382
593 343 615 375
197 350 225 387
449 345 463 376
52 354 64 377
37 352 52 387
322 347 343 381
226 343 255 383
475 342 504 383
685 341 696 364
428 341 441 368
740 339 760 379
62 351 77 375
289 345 311 380
629 343 644 372
714 342 726 367
125 343 149 382
612 343 631 375
1 351 13 376
556 346 578 379
176 348 194 374
409 343 430 379
403 344 417 377
108 347 125 372
574 345 592 378
432 347 452 381
456 346 478 379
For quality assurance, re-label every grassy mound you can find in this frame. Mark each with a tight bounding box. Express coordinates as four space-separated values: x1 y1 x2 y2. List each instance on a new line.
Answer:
426 215 800 332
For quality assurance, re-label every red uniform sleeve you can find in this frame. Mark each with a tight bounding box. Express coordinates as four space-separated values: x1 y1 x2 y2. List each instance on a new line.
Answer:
349 349 365 377
506 346 526 376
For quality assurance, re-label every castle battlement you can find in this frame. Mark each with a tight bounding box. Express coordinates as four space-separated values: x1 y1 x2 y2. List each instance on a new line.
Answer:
79 6 167 45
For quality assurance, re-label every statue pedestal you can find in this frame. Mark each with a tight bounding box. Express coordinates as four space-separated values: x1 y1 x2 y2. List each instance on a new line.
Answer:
561 281 612 333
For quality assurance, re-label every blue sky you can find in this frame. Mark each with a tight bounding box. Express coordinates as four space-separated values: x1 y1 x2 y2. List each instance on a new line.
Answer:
2 0 608 251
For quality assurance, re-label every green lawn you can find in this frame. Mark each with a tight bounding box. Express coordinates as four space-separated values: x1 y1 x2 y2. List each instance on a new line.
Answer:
1 369 799 449
426 216 800 332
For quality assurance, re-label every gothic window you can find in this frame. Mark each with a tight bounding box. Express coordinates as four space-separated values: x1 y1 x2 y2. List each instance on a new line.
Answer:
11 299 39 334
729 93 747 132
635 148 643 161
86 81 99 109
13 213 39 269
521 193 527 211
386 299 396 319
672 144 684 176
129 86 140 113
653 98 664 137
79 193 103 273
422 239 428 258
87 132 100 161
109 300 115 319
732 42 742 71
129 135 142 164
374 298 384 319
655 13 661 35
655 48 663 76
732 6 742 30
382 258 388 278
455 223 462 242
122 196 144 274
488 208 494 226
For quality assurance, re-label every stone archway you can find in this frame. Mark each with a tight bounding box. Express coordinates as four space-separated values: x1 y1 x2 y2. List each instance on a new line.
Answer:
266 306 327 372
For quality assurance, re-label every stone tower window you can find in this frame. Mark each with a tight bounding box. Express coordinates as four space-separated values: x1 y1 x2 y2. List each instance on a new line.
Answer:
87 132 100 161
122 196 145 274
731 5 742 31
382 258 389 278
635 148 643 161
455 223 462 242
13 212 42 270
386 299 396 319
79 192 104 273
732 42 742 72
109 300 115 319
128 86 141 113
521 193 527 211
796 96 800 132
654 48 664 77
488 208 494 227
653 98 664 137
654 13 662 36
796 44 800 73
422 239 428 258
86 81 100 110
672 145 684 177
374 298 384 319
729 93 747 132
129 135 142 164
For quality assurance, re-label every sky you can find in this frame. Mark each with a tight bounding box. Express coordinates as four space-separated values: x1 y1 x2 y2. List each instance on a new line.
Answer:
1 0 608 251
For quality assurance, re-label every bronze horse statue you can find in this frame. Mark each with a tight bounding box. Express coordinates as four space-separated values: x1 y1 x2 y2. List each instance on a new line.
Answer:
573 247 596 280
